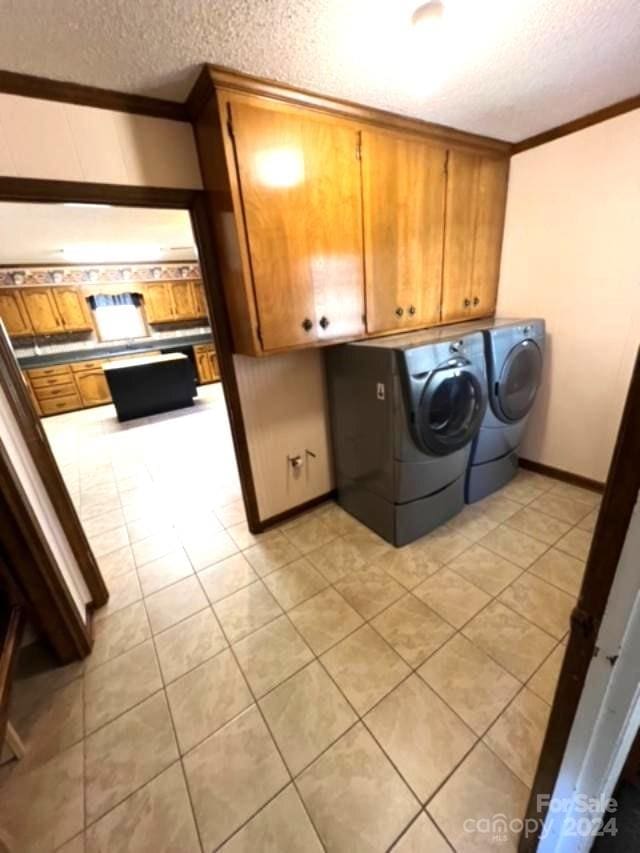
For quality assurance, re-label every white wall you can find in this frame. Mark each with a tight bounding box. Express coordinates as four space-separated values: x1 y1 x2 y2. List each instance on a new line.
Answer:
497 109 640 483
0 93 202 188
234 350 334 520
0 384 91 622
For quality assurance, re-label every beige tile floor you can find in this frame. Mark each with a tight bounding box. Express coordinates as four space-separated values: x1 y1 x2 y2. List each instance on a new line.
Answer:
0 382 600 852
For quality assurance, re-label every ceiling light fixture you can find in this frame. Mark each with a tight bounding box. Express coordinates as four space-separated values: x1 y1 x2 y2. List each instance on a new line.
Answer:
411 0 445 30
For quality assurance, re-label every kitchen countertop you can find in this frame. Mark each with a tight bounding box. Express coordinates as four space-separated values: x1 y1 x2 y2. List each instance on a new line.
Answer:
16 331 214 369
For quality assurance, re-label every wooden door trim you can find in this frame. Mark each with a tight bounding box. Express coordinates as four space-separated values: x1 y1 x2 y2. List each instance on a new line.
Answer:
0 326 108 608
520 349 640 851
0 68 189 122
0 447 92 661
0 176 261 535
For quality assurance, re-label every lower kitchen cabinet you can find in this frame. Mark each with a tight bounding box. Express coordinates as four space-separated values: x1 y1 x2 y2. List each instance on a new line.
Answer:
194 343 219 384
73 367 112 408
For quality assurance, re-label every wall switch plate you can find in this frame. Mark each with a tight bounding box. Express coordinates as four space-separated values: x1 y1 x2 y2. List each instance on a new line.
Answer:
376 382 385 400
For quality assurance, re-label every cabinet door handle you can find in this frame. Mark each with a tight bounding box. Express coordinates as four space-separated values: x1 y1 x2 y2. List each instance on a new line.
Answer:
395 307 404 317
319 316 330 330
408 305 416 316
463 298 471 308
473 296 480 306
302 318 313 332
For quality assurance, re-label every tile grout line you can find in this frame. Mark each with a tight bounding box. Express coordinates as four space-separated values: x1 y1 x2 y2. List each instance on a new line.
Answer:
9 467 591 850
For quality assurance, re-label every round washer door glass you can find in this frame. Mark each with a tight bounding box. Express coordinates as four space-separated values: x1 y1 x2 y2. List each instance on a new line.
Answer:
418 366 484 455
498 340 543 421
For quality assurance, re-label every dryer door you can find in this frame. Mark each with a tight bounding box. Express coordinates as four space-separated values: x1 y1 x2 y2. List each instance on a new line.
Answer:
496 339 543 422
416 360 485 456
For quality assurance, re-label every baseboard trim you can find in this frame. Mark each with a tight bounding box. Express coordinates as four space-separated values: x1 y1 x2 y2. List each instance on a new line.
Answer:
255 490 337 532
520 458 605 494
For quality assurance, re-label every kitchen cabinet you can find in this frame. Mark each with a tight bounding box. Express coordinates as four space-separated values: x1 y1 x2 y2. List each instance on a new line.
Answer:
72 361 112 408
194 343 219 384
27 365 82 415
193 281 208 318
229 98 365 351
21 288 63 335
171 280 197 320
143 282 174 324
441 151 509 322
144 280 208 323
21 287 92 334
51 287 93 332
361 130 447 334
0 289 32 337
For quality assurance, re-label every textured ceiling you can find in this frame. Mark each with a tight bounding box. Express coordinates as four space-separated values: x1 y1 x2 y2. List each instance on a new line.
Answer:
1 0 639 141
0 203 196 264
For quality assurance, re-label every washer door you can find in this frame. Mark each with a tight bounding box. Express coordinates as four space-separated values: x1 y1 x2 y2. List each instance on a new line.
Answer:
417 361 485 456
496 340 543 422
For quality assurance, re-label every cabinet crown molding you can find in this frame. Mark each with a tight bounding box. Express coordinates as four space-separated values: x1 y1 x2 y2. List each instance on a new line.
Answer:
188 64 512 156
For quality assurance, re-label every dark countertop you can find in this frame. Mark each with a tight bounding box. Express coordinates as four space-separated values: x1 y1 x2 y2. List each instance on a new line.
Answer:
17 331 214 369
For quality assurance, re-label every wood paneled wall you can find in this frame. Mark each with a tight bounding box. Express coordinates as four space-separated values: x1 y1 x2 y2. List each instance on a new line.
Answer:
0 93 202 188
233 350 334 519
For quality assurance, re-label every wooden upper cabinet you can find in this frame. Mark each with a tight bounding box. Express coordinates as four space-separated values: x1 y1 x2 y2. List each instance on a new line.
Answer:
441 151 509 322
21 288 63 334
361 131 447 334
0 290 32 337
144 282 174 323
171 280 197 320
144 280 208 323
229 99 365 351
51 287 92 332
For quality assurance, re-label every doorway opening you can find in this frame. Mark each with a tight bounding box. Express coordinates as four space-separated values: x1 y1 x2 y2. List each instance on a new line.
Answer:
0 199 249 622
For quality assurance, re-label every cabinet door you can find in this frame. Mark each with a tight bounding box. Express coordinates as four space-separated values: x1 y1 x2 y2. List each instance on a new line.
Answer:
441 151 509 322
230 100 365 351
0 290 32 337
52 287 92 332
21 288 63 334
171 281 197 320
74 370 112 407
209 350 219 381
192 281 208 318
361 131 446 334
195 352 212 384
144 283 174 323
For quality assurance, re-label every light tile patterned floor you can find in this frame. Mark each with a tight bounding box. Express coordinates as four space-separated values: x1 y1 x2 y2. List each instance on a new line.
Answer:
0 383 599 852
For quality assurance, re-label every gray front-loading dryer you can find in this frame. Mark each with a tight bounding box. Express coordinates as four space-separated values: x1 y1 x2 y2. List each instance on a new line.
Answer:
466 318 545 502
325 327 487 546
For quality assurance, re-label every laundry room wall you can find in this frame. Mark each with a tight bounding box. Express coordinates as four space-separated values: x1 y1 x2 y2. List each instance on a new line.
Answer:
0 90 334 525
496 108 640 484
0 92 202 187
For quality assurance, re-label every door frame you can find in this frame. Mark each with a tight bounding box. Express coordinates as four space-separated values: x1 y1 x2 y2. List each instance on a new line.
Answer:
520 350 640 851
0 176 261 654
